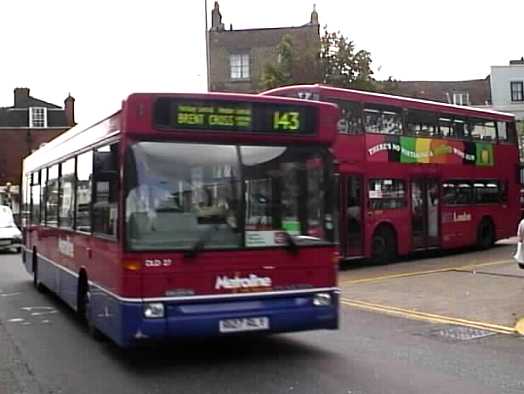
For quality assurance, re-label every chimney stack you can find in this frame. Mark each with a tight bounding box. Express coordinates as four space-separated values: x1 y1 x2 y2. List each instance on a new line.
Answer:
64 94 76 127
14 87 30 107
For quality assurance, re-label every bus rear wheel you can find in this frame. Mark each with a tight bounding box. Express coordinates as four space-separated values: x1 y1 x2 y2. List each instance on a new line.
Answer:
477 219 495 250
371 227 396 264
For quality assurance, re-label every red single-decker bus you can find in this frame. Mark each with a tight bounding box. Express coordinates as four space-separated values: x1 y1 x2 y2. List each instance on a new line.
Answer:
21 92 340 347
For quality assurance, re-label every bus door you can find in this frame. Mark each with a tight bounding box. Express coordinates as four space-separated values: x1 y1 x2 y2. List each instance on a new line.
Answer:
410 178 440 250
343 175 364 258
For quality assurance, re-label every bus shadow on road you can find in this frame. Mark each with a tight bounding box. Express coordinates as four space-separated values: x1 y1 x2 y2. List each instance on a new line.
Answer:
105 334 341 372
339 243 510 271
31 281 340 369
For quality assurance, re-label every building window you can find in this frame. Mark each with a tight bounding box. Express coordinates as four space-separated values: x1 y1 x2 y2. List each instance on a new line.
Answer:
29 107 47 128
510 81 524 102
452 92 470 106
230 54 250 80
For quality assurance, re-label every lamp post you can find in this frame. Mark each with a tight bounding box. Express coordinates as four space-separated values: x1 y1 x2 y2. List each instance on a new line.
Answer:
204 0 211 91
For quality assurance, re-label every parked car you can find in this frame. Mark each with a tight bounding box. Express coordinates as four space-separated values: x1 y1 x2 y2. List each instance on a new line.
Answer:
0 205 22 253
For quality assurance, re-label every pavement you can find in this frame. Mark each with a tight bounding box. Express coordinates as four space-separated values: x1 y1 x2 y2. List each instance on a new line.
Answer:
339 239 524 335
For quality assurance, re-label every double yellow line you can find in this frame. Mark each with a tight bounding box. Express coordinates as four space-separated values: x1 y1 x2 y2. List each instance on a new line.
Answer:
341 259 513 285
341 298 517 335
340 259 520 335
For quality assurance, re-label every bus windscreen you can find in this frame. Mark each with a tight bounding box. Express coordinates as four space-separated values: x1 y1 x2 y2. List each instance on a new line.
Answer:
154 98 317 135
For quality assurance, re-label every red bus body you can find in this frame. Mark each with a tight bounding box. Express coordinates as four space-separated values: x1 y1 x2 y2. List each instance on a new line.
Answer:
263 85 520 262
21 93 340 347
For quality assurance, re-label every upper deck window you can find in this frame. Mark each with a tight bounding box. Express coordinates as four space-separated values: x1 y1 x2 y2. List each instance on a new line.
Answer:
230 53 250 80
363 105 402 135
406 110 438 137
332 99 362 134
470 119 497 142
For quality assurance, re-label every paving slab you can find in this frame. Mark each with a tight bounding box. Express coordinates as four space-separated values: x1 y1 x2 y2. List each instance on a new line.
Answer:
341 262 524 330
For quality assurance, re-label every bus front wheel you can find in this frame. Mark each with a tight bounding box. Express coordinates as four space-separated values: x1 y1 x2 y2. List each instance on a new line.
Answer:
371 227 396 264
77 277 104 341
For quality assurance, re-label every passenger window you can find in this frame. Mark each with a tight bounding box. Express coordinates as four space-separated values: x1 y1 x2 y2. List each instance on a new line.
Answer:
497 121 508 142
40 169 47 225
332 99 363 134
439 117 453 137
368 179 406 209
452 118 468 139
470 119 496 142
76 151 93 232
46 165 59 226
59 158 75 228
363 105 402 135
93 144 119 237
442 181 472 205
474 181 500 203
30 172 41 225
406 110 438 136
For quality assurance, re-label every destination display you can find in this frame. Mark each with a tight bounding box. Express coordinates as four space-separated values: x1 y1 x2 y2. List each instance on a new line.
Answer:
154 98 317 135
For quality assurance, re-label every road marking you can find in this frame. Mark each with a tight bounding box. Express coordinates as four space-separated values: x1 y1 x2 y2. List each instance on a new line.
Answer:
341 298 517 335
340 259 514 285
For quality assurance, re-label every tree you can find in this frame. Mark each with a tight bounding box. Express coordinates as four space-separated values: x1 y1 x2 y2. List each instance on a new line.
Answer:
260 34 294 90
319 29 375 90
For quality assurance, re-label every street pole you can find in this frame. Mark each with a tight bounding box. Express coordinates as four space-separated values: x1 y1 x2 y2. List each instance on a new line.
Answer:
204 0 211 92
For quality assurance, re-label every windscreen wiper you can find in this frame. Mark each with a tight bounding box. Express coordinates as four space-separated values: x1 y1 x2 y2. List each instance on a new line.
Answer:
282 231 299 254
184 225 219 258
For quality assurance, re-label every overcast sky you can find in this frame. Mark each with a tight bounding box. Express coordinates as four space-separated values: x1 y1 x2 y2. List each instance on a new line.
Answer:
1 0 522 124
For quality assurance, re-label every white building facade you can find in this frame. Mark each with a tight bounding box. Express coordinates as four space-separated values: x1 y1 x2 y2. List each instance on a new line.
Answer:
490 58 524 159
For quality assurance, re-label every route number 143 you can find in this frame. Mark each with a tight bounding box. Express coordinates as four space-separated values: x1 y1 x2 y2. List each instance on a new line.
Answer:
273 111 300 131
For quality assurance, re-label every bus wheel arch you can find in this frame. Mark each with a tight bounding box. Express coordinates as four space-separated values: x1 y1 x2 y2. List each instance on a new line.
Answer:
477 216 495 249
76 269 104 340
370 223 397 264
32 248 44 292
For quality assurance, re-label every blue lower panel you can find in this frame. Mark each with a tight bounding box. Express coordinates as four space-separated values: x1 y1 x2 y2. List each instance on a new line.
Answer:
113 293 339 347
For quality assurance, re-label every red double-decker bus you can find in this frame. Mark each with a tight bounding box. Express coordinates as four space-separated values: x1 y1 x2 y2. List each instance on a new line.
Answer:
263 85 520 263
21 92 340 347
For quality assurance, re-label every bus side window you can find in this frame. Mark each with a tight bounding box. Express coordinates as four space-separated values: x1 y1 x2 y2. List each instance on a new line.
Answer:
406 110 438 137
497 121 508 142
76 151 93 233
363 105 402 135
332 99 363 134
30 172 41 225
93 143 119 238
506 121 518 145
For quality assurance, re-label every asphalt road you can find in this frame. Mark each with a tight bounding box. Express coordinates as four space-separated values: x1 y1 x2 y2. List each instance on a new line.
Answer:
1 251 524 394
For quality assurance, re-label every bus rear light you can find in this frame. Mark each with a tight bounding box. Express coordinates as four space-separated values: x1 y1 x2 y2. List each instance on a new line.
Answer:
144 303 165 319
123 260 142 271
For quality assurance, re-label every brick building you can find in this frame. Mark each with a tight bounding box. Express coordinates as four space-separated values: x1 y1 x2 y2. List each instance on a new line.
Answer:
207 2 321 93
0 87 75 214
391 78 492 106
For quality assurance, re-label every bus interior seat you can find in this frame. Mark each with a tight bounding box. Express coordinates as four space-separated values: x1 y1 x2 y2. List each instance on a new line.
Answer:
152 212 198 233
128 212 151 238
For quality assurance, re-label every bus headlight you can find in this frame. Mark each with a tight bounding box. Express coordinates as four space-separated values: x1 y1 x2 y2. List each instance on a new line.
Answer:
144 302 165 319
313 293 332 307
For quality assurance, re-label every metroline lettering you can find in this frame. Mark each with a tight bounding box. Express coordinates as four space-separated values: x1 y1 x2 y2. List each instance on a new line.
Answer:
215 274 272 290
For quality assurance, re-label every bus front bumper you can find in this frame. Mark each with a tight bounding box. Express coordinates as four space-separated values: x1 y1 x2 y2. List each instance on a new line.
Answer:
116 291 339 347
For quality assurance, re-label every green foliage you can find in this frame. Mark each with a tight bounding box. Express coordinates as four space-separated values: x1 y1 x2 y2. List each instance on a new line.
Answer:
261 35 295 90
320 28 375 90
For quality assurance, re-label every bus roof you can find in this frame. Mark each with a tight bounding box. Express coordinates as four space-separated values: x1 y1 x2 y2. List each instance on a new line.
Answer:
23 92 339 173
262 84 516 122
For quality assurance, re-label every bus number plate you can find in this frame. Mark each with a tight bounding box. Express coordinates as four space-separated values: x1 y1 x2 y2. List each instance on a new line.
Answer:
219 317 269 333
